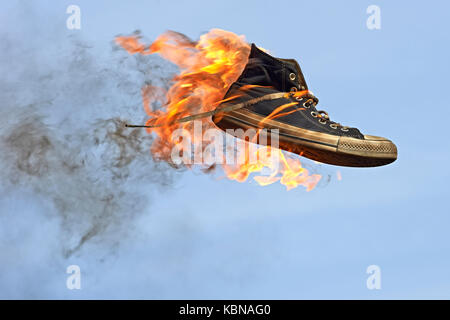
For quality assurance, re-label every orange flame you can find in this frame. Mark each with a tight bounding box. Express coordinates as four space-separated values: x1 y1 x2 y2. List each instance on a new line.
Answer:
116 29 321 191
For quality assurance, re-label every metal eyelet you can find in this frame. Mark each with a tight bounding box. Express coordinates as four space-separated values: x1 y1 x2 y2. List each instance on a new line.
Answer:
319 119 327 124
311 111 318 118
341 127 349 132
295 96 303 101
330 124 338 129
290 87 298 92
302 101 310 108
289 73 296 81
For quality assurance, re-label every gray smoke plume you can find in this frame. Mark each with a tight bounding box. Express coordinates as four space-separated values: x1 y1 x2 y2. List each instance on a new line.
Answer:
0 4 335 263
0 9 178 258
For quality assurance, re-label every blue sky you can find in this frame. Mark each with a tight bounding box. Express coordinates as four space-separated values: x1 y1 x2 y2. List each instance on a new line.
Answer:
1 0 450 299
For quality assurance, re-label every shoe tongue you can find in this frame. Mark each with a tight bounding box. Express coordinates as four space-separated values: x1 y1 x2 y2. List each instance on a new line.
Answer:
250 44 308 91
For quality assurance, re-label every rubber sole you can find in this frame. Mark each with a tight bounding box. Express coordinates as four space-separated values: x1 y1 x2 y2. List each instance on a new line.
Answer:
212 108 397 167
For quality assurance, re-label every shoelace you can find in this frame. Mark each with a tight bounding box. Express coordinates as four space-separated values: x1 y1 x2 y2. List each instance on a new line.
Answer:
125 89 351 131
291 91 349 132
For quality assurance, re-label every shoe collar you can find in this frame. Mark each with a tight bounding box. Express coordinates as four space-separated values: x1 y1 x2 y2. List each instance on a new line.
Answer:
249 43 308 91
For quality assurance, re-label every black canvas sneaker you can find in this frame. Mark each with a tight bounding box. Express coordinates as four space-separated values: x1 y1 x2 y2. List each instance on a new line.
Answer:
212 44 397 167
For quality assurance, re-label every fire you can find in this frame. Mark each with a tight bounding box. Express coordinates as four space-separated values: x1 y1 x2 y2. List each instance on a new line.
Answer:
116 29 321 191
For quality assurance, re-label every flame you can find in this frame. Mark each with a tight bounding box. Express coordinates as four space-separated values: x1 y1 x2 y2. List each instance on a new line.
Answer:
258 101 304 125
116 29 321 191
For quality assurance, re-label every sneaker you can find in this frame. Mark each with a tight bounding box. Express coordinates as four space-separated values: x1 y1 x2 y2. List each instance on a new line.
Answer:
212 44 397 167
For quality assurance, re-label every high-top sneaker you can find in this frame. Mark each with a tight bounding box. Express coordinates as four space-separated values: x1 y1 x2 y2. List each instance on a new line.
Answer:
212 44 397 167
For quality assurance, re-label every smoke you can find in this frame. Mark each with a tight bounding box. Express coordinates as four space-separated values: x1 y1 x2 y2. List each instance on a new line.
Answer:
0 9 178 257
0 4 335 263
